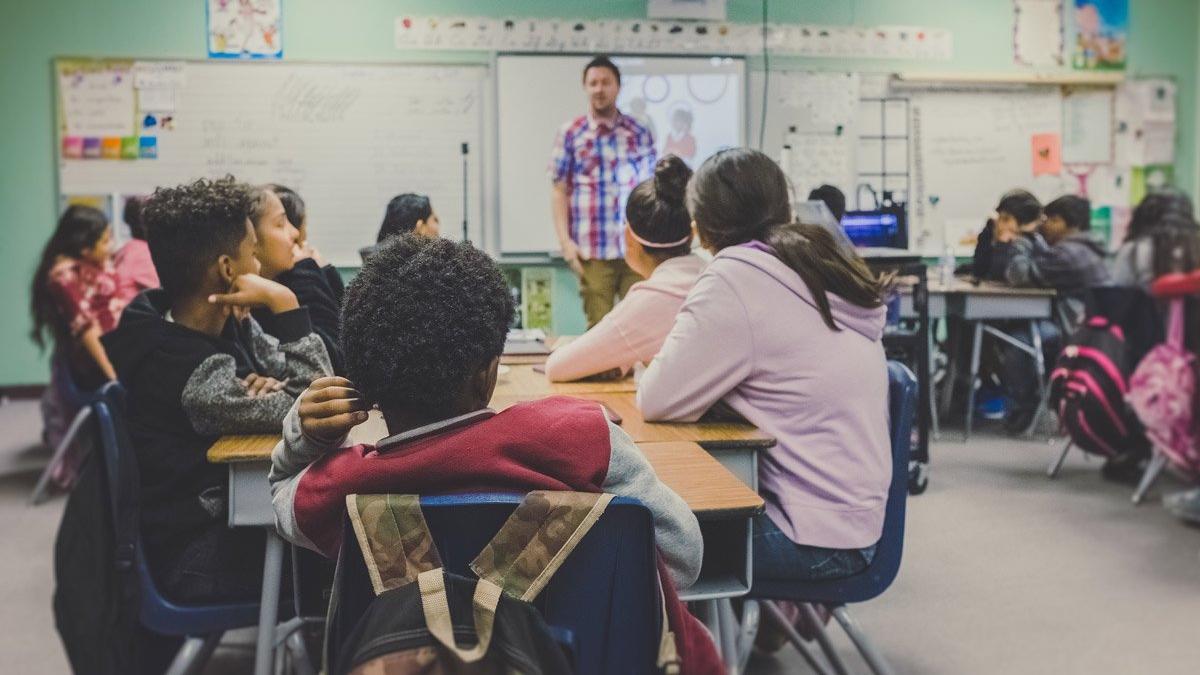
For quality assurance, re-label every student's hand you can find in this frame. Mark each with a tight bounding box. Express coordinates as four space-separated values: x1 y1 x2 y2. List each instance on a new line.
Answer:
1019 220 1041 234
242 373 285 398
994 220 1018 243
293 242 325 267
298 376 371 444
209 273 299 314
561 240 587 277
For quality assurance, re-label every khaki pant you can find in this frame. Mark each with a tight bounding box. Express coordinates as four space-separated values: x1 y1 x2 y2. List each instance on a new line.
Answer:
578 258 643 327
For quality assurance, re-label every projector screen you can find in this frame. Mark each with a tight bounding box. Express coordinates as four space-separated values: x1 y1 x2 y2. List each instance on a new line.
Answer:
496 55 745 254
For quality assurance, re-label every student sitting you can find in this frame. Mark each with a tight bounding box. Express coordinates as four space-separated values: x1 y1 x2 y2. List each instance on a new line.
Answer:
31 205 125 386
358 193 440 262
972 189 1043 280
808 183 847 222
269 183 346 298
112 195 160 299
269 234 720 674
249 185 346 374
545 155 705 382
31 205 126 460
103 177 332 603
638 148 890 587
1111 188 1196 286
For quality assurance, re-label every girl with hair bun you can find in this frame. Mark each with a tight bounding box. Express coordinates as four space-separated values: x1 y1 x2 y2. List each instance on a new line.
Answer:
545 155 706 381
640 148 891 597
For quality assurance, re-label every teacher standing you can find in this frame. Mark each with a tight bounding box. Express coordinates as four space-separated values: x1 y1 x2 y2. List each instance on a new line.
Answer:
550 55 657 327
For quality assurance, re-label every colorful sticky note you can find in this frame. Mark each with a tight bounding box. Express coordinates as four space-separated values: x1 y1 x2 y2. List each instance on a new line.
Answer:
62 136 83 159
138 136 158 159
100 137 122 159
120 136 139 159
82 137 102 159
1031 133 1062 176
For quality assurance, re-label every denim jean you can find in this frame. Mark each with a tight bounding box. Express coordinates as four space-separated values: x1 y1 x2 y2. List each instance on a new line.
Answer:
752 513 876 582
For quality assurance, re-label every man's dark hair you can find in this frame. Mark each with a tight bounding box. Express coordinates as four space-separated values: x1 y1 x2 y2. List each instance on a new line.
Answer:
377 193 432 243
341 235 514 415
582 55 620 84
1044 195 1091 231
808 184 847 222
123 195 148 240
996 189 1042 225
142 176 252 298
268 184 306 228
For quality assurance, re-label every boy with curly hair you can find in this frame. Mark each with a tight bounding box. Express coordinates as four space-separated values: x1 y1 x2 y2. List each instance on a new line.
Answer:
269 234 721 673
102 176 332 602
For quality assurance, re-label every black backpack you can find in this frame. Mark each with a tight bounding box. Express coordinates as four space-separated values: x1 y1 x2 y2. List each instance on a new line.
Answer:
1048 314 1148 458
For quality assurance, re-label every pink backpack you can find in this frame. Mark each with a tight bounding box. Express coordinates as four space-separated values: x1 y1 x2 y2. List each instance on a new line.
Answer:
1127 299 1200 479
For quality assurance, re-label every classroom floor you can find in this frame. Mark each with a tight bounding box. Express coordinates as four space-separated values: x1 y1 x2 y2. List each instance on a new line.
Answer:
1 398 1198 675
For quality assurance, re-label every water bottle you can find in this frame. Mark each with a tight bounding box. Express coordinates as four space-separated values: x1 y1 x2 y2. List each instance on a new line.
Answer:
939 244 955 287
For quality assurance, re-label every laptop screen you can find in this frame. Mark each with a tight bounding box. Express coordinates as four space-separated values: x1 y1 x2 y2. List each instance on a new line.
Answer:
841 210 902 248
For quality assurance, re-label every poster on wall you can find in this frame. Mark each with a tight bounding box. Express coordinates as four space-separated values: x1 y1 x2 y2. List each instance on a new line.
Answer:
1070 0 1127 70
207 0 283 59
1013 0 1063 67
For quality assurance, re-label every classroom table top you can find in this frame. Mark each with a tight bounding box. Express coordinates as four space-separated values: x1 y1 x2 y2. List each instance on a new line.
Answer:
900 276 1058 297
495 364 637 396
208 387 774 464
206 425 762 518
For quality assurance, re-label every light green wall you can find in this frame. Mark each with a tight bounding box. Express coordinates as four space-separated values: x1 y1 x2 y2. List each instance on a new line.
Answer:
2 1 1196 384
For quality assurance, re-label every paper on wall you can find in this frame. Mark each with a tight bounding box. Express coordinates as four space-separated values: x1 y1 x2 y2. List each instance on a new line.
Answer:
1061 87 1112 163
1013 0 1063 67
59 64 136 138
1031 133 1063 175
138 87 176 113
133 61 185 89
1082 164 1131 206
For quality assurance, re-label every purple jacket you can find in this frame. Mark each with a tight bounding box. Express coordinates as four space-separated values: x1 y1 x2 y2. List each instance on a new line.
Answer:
638 244 890 549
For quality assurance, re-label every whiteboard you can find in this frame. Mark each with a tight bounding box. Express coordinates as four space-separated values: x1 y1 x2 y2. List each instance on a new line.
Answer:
907 88 1072 255
57 60 487 265
496 55 745 254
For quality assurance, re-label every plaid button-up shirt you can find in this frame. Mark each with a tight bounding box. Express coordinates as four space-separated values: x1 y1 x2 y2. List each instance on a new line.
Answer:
549 111 656 260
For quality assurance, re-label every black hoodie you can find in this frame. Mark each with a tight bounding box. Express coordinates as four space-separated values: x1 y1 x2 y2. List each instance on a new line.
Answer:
253 257 345 374
102 290 332 573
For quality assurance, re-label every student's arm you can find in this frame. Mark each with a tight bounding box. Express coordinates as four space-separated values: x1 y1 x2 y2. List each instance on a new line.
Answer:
545 294 642 381
270 377 368 550
600 419 703 588
1003 235 1040 286
244 311 333 397
79 325 117 381
181 353 302 435
271 258 345 373
638 271 752 422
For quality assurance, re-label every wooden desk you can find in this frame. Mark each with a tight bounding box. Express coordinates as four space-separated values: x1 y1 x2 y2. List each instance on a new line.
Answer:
495 364 637 397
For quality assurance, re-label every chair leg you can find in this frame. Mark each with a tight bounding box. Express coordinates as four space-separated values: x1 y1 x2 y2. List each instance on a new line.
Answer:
1132 451 1168 505
1047 439 1072 479
831 606 895 675
163 634 222 675
760 601 835 675
799 603 851 675
735 600 760 674
29 406 92 505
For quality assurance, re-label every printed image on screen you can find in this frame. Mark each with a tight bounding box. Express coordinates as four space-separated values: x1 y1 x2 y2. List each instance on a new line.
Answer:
615 57 744 168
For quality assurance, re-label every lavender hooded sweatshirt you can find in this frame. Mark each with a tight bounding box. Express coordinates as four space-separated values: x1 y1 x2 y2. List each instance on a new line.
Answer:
638 243 890 549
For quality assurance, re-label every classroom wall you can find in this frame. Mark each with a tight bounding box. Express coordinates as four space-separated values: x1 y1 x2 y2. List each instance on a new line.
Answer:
1 1 1196 386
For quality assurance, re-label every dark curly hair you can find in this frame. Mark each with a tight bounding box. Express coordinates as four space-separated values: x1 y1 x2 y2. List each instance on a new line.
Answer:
341 234 514 415
143 176 253 299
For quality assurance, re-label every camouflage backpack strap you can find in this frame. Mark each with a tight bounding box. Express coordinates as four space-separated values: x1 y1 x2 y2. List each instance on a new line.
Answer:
345 494 442 595
470 491 614 602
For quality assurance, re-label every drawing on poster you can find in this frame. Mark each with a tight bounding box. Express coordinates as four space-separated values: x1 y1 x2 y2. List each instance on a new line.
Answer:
208 0 283 59
1070 0 1127 70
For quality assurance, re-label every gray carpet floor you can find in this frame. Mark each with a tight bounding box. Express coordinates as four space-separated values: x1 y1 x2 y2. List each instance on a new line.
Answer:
1 398 1197 674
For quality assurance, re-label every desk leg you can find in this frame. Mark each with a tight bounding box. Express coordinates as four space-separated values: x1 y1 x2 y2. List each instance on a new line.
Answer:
1024 320 1047 438
928 319 940 441
717 599 741 675
964 321 983 442
254 530 285 675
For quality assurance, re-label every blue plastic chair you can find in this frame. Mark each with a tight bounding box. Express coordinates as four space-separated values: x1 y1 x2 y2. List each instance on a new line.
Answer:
91 383 261 675
30 355 101 504
327 493 661 675
748 360 917 675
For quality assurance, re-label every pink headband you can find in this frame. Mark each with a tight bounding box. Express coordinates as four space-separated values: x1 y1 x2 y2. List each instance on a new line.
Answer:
629 228 692 249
